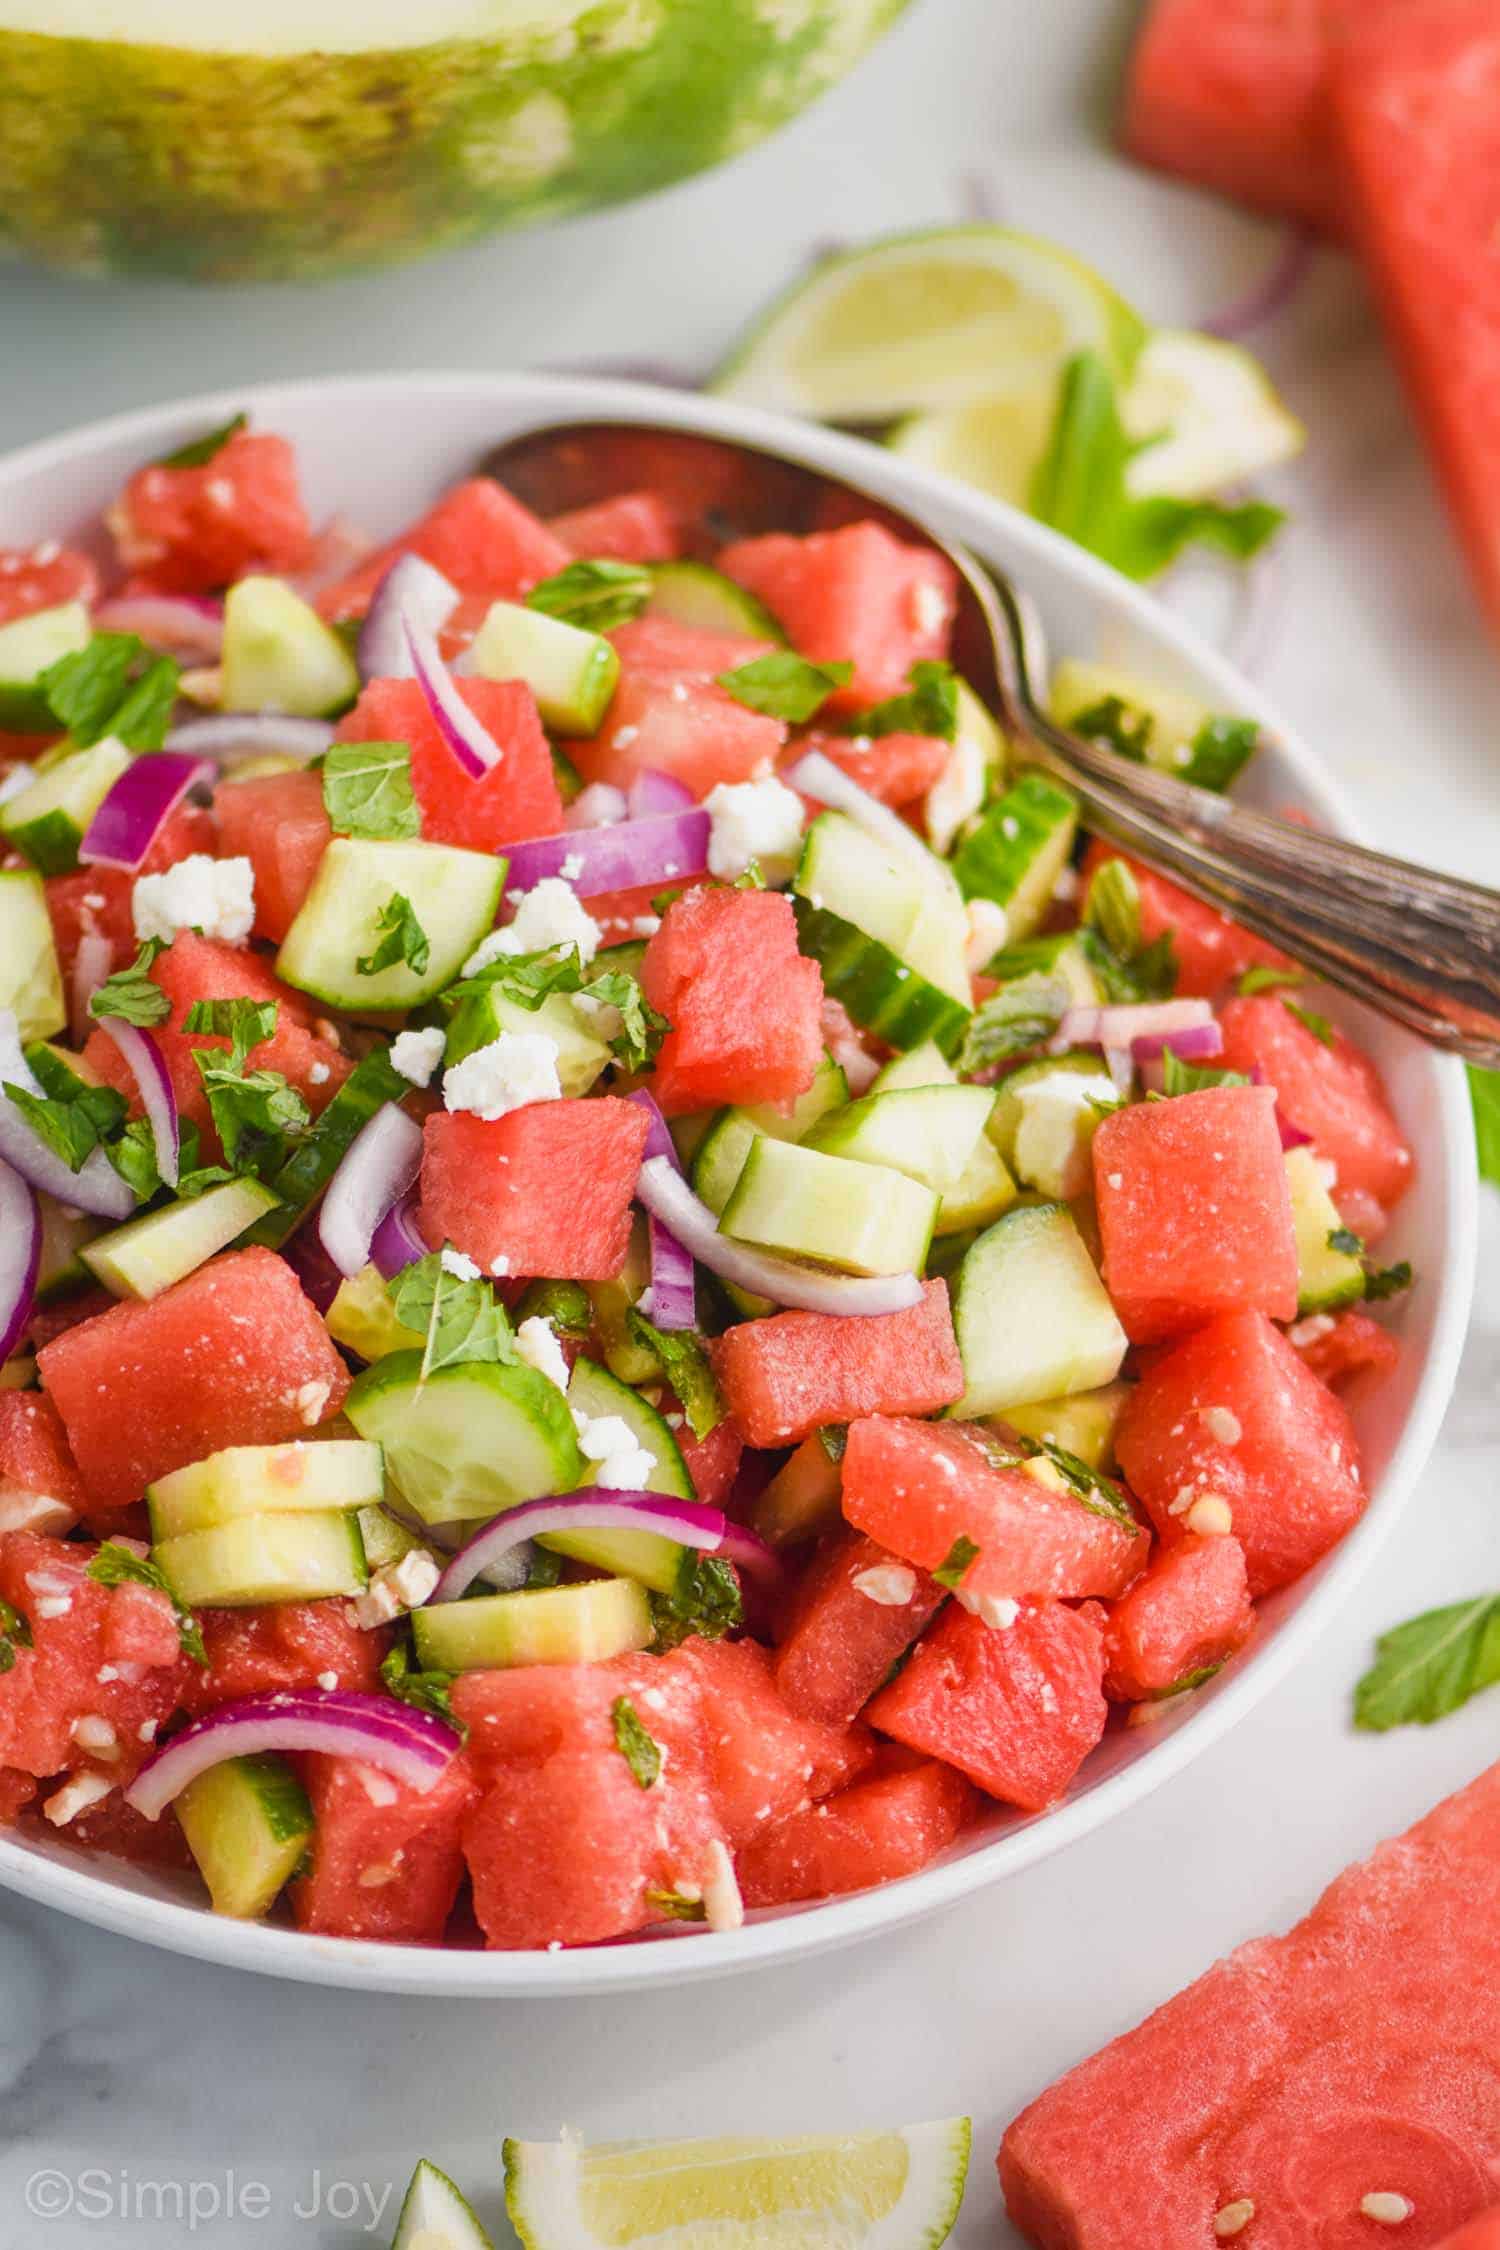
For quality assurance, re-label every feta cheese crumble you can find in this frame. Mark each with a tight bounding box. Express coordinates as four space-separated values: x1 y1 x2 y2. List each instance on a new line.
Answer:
460 876 600 977
924 732 986 855
568 781 628 829
573 1410 655 1492
132 853 255 946
440 1247 481 1281
704 776 805 882
515 1316 570 1395
852 1564 918 1608
43 1770 114 1827
390 1025 446 1086
954 1585 1021 1631
353 1549 440 1630
700 1838 745 1934
443 1031 561 1121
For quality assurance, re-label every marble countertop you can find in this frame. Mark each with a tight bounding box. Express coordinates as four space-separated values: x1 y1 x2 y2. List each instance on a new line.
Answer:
4 2 1500 2242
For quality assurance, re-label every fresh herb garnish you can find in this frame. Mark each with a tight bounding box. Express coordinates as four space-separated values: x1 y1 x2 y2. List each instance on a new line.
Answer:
958 974 1069 1073
514 1278 593 1339
387 1251 514 1382
1354 1594 1500 1731
1160 1050 1250 1097
625 1312 722 1439
155 412 247 470
715 652 852 724
88 938 170 1027
40 632 180 750
1181 716 1259 792
526 559 652 634
582 969 670 1073
646 1888 707 1923
933 1534 979 1590
611 1695 663 1790
379 1643 464 1737
1238 964 1306 997
1363 1259 1413 1302
4 1046 126 1173
0 1596 32 1674
649 1550 742 1649
1327 1226 1364 1259
183 997 277 1068
1035 1442 1139 1529
1069 694 1153 763
322 741 420 841
184 999 308 1176
1084 857 1142 960
447 944 668 1073
86 1542 206 1665
1284 997 1335 1047
846 659 959 742
817 1423 849 1466
358 893 430 980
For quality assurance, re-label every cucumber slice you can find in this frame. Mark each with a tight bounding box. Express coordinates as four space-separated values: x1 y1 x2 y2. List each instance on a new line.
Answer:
986 930 1106 1009
221 576 358 718
1050 658 1256 793
721 1137 937 1277
36 1197 101 1304
542 1356 693 1593
0 737 133 876
946 1201 1127 1418
0 601 90 732
998 1380 1131 1472
792 897 971 1057
445 986 608 1097
987 1052 1116 1164
147 1438 384 1540
933 1133 1017 1237
470 600 620 735
326 1263 427 1363
357 1505 439 1573
0 869 65 1041
175 1753 314 1921
586 1214 658 1383
796 810 926 957
900 884 972 1006
690 1052 849 1217
989 1057 1119 1200
250 1049 409 1249
751 1430 845 1549
344 1352 584 1525
81 1177 281 1301
276 838 505 1012
646 560 785 642
391 2161 495 2250
1285 1144 1367 1313
155 1510 367 1606
871 1040 956 1093
951 772 1078 939
803 1083 996 1195
411 1576 654 1673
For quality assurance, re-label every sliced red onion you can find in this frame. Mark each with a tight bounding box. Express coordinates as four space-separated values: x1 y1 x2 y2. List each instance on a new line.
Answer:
357 554 460 683
371 1192 429 1280
125 1688 459 1821
432 1489 781 1605
626 1089 696 1331
405 604 498 780
716 1519 782 1586
318 1101 423 1278
1130 1022 1225 1063
0 1159 40 1363
785 747 938 874
69 930 113 1043
80 752 211 873
627 770 696 820
166 714 334 765
94 594 225 660
1249 1062 1314 1148
94 1018 180 1190
0 1012 135 1221
636 1157 922 1317
500 807 709 901
1057 998 1214 1050
281 1225 344 1314
565 782 628 831
1203 225 1315 341
1103 1046 1135 1100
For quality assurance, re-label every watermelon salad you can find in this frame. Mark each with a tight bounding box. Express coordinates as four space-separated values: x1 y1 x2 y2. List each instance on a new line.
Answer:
0 415 1415 1951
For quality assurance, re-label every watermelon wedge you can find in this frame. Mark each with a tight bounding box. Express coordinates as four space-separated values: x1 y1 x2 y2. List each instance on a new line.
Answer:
1435 2216 1500 2250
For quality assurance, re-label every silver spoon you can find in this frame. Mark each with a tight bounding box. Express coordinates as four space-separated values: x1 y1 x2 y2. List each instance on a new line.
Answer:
484 419 1500 1069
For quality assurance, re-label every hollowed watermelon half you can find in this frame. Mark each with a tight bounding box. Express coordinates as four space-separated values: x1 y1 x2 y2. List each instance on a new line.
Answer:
737 1752 975 1910
641 885 824 1115
773 1528 946 1731
1080 841 1293 997
1218 991 1415 1226
111 429 313 595
291 1752 480 1946
214 768 331 944
336 674 562 854
717 522 958 715
710 1279 963 1449
316 478 569 624
1101 1531 1256 1702
419 1098 648 1283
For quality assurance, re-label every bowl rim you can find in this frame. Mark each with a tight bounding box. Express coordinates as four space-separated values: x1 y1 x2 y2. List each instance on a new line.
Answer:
0 368 1477 1996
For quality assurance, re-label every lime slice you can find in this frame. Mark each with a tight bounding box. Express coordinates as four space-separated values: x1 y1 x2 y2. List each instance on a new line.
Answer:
504 2121 971 2250
711 226 1145 421
1119 329 1305 501
392 2160 494 2250
888 385 1058 510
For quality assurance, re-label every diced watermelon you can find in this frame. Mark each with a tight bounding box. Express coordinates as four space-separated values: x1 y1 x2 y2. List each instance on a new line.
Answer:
0 543 99 626
44 801 218 982
37 1246 350 1517
1093 1082 1299 1344
0 1392 86 1534
1116 1308 1366 1595
1218 993 1415 1222
711 1280 963 1448
673 1636 872 1845
675 1416 743 1509
1435 2216 1500 2250
102 1578 183 1670
1080 841 1293 996
1290 1306 1401 1391
798 729 953 807
773 1529 946 1729
1101 1532 1256 1701
737 1752 975 1909
419 1098 649 1282
548 490 682 563
717 523 958 715
182 1599 386 1713
999 1759 1500 2248
291 1752 479 1945
213 769 330 943
842 1416 1149 1606
641 886 824 1115
568 671 786 797
608 615 774 676
0 1769 37 1823
316 479 569 624
335 675 562 854
867 1600 1108 1813
109 428 312 594
64 1788 197 1873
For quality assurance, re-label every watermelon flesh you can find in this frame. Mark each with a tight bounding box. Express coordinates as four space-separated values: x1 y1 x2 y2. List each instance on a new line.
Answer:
549 490 682 563
1218 992 1415 1225
738 1752 975 1909
717 522 958 715
798 728 953 807
213 768 331 943
0 542 98 626
1435 2217 1500 2250
1101 1532 1256 1701
674 1415 743 1509
673 1636 873 1845
419 1099 649 1282
641 885 824 1114
710 1279 964 1448
1080 842 1292 998
568 670 786 797
999 1759 1500 2249
111 428 312 594
1290 1307 1402 1392
773 1529 946 1729
292 1753 479 1945
316 478 569 624
44 801 217 983
336 675 563 853
0 1392 86 1535
182 1599 387 1713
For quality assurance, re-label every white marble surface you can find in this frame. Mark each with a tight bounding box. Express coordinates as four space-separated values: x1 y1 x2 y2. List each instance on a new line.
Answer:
3 1 1500 2242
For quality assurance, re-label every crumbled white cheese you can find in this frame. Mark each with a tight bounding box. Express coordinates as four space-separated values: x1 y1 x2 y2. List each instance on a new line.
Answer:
132 853 255 946
352 1549 440 1629
0 1488 77 1537
43 1770 114 1826
1185 1494 1234 1537
292 1378 331 1428
924 732 986 855
704 776 805 882
954 1585 1021 1631
390 1025 446 1086
440 1247 481 1281
1198 1406 1242 1446
963 897 1009 975
852 1564 918 1608
568 782 628 829
630 914 662 938
70 1715 118 1756
460 876 600 977
308 1060 330 1085
316 1670 339 1692
515 1315 570 1394
573 1410 655 1492
443 1031 562 1121
490 1254 511 1276
700 1838 745 1933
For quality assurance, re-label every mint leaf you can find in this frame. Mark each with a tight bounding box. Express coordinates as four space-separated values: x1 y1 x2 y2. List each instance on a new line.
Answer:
155 412 246 470
107 1115 164 1201
87 1541 206 1665
958 974 1068 1073
526 559 651 633
444 943 583 1012
1180 715 1259 792
387 1250 513 1381
1363 1259 1413 1303
358 893 430 980
1238 964 1306 997
1161 1049 1250 1097
1069 694 1153 763
1471 1066 1500 1186
4 1047 125 1172
1354 1595 1500 1730
1084 858 1142 960
1327 1225 1364 1258
89 938 170 1027
847 659 959 742
378 1643 464 1737
584 969 669 1073
934 1534 979 1590
1284 997 1335 1047
817 1423 849 1466
626 1312 723 1439
183 996 277 1071
322 741 419 841
646 1888 708 1923
611 1695 662 1790
716 652 852 723
0 1595 32 1674
41 632 180 750
649 1550 742 1650
1036 1442 1139 1529
514 1278 593 1338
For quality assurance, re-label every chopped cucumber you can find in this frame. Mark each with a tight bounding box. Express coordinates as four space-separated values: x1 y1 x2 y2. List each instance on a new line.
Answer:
992 1058 1119 1200
357 1505 438 1572
81 1177 281 1300
792 897 970 1057
986 929 1106 1009
176 1753 314 1921
545 1356 693 1593
412 1576 654 1673
998 1380 1132 1472
155 1510 367 1606
803 1083 996 1195
721 1137 937 1277
0 869 65 1040
445 986 608 1096
946 1201 1127 1418
326 1263 427 1362
871 1040 956 1093
391 2161 495 2250
796 810 926 957
751 1431 845 1549
1050 658 1256 792
646 560 785 642
276 838 505 1012
147 1438 383 1540
900 884 972 1006
250 1049 410 1249
955 678 1009 783
988 1052 1116 1164
221 576 358 718
951 772 1078 939
344 1353 584 1525
36 1198 101 1304
690 1052 849 1218
1286 1144 1367 1312
586 1215 659 1384
0 737 132 876
470 600 619 735
932 1133 1018 1237
0 601 90 732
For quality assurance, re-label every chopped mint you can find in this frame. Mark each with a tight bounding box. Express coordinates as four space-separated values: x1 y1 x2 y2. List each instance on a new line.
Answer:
88 938 170 1027
4 1047 125 1172
1083 857 1142 960
1237 964 1306 997
185 1009 309 1177
934 1534 979 1590
183 996 277 1069
731 860 767 891
1363 1259 1413 1302
847 659 959 743
107 1116 165 1202
611 1695 663 1790
649 1550 742 1649
0 1595 31 1674
958 974 1069 1073
1037 1441 1139 1529
1180 715 1259 792
322 740 420 841
525 1547 564 1589
358 892 430 979
526 559 652 634
1069 694 1153 764
1327 1225 1364 1259
387 1250 514 1382
446 943 667 1072
1283 997 1335 1047
514 1278 593 1338
379 1643 464 1737
86 1542 207 1665
1354 1594 1500 1731
583 968 669 1073
715 651 852 723
1160 1050 1250 1097
40 632 180 751
817 1423 849 1465
155 412 247 470
625 1312 722 1439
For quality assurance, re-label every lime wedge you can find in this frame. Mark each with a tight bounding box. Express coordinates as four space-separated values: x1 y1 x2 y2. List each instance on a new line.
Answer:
392 2160 494 2250
504 2120 972 2250
710 226 1145 421
888 385 1058 510
1119 328 1305 500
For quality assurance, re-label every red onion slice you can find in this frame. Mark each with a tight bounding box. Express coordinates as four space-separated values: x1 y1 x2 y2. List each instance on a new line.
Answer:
370 1192 429 1281
0 1159 40 1363
166 714 334 765
1058 998 1214 1050
80 752 211 873
626 1089 696 1331
0 1013 135 1221
1129 1022 1225 1063
502 808 709 902
432 1489 738 1605
637 1157 922 1317
281 1225 344 1315
318 1102 424 1278
94 595 224 660
357 554 460 683
628 770 696 820
404 605 499 780
94 1018 180 1190
69 930 114 1044
785 747 938 874
125 1688 459 1820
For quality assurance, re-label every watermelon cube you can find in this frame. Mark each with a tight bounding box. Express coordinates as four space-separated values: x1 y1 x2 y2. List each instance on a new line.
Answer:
674 1637 872 1845
291 1753 479 1945
37 1246 351 1517
0 1769 36 1823
1116 1308 1366 1595
641 886 824 1115
548 490 682 564
183 1599 386 1713
608 615 775 677
1081 841 1292 997
419 1098 649 1281
0 542 97 627
773 1529 946 1729
44 801 217 983
675 1417 743 1509
1000 1760 1500 2247
569 671 786 798
1218 993 1415 1226
737 1753 975 1910
866 1600 1108 1813
1290 1306 1401 1392
717 523 958 714
801 728 953 808
110 428 313 594
336 675 562 854
1436 2218 1500 2250
316 478 569 623
213 768 331 943
842 1416 1149 1606
0 1392 86 1535
711 1280 964 1448
1101 1532 1256 1702
1093 1082 1299 1344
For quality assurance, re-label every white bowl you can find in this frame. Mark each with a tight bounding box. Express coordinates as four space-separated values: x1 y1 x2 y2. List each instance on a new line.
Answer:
0 373 1475 1995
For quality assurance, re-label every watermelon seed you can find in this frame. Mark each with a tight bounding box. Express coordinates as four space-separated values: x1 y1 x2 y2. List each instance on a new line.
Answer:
1212 2201 1255 2240
1359 2195 1413 2227
1185 1495 1234 1538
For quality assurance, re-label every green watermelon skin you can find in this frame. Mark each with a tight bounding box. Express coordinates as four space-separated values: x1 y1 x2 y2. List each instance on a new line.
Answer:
1000 1761 1500 2249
